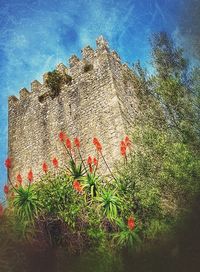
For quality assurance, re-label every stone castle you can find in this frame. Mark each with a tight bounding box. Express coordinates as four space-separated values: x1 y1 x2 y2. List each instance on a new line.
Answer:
8 36 139 181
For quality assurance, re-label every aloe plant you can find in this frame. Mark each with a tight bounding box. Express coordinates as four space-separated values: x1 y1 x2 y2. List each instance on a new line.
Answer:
68 159 85 180
112 219 141 248
97 189 122 220
13 185 41 223
81 173 98 197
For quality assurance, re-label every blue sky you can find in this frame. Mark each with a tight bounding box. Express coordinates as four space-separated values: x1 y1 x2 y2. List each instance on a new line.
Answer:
0 0 189 196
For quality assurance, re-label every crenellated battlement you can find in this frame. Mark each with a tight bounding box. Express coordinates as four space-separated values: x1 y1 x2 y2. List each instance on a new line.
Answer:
9 36 111 106
81 46 95 61
31 80 42 92
8 95 19 107
9 36 127 109
19 88 30 100
8 35 139 181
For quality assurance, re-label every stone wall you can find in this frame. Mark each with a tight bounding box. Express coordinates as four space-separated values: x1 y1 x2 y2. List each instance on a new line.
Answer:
8 36 139 182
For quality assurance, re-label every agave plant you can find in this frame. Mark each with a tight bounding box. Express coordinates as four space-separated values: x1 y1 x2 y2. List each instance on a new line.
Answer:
96 189 122 220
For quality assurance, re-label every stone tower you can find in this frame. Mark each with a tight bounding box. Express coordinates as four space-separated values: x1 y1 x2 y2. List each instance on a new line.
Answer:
8 36 139 181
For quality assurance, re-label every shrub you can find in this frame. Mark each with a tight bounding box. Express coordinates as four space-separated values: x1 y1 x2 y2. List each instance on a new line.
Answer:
83 63 93 73
46 70 63 98
46 70 72 98
117 124 200 235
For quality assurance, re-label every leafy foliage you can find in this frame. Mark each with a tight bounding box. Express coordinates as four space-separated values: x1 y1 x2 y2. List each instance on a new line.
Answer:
150 32 187 79
46 70 72 98
68 159 85 180
96 189 122 220
34 171 85 228
81 173 98 198
113 219 141 248
83 63 93 73
46 70 63 98
13 184 41 223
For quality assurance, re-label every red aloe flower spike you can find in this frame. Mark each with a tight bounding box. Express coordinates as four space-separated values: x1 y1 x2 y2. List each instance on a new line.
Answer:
66 138 72 149
93 137 98 145
128 216 135 231
74 137 80 149
28 170 33 183
16 174 23 185
93 157 98 167
59 131 66 142
93 138 102 152
73 180 82 192
4 185 9 195
125 136 131 147
52 157 58 168
96 142 102 152
5 158 11 169
120 140 126 148
87 156 93 165
0 204 3 217
120 146 127 157
42 162 48 173
89 165 93 173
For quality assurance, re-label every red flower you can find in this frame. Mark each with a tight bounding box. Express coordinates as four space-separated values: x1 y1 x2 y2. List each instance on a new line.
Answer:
87 156 92 165
120 140 127 157
42 162 48 173
125 136 131 147
120 146 127 157
28 170 33 183
66 138 72 149
93 157 98 167
16 174 23 185
0 204 3 217
4 185 9 195
5 158 11 169
128 216 135 231
89 165 93 173
93 138 98 145
59 131 66 142
96 143 102 152
120 140 126 148
73 180 82 192
93 138 102 152
74 137 80 149
52 157 58 168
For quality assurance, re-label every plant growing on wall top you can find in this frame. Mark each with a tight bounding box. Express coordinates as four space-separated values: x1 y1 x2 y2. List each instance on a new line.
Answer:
83 63 93 73
46 70 72 99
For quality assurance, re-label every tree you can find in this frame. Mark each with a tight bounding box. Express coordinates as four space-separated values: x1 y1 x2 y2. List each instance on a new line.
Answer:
148 32 200 149
150 32 187 80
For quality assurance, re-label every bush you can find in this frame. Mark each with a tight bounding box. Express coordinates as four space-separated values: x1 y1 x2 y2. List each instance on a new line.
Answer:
46 70 72 98
117 124 200 237
83 63 93 73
